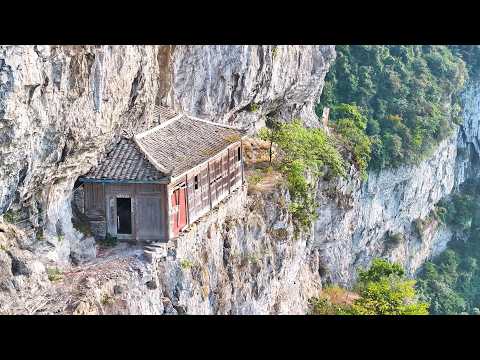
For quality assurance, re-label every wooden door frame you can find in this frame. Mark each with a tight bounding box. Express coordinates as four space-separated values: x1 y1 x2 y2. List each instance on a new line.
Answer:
106 192 135 241
171 182 188 236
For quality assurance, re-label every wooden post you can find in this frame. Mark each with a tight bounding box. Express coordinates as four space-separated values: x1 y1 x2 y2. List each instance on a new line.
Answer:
227 147 231 194
269 137 273 164
240 140 244 185
185 174 190 226
165 185 172 241
207 162 212 210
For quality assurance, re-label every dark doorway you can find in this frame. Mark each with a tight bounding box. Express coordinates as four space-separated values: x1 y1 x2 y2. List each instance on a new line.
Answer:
116 198 132 234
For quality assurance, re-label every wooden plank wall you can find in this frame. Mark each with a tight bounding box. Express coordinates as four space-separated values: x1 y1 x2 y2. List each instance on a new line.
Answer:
84 183 169 242
186 164 210 223
84 143 244 241
84 183 106 220
183 141 243 227
136 183 168 241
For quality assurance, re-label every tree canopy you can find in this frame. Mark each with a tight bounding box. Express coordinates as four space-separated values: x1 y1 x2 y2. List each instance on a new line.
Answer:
259 120 346 231
309 259 429 315
416 180 480 314
318 45 468 170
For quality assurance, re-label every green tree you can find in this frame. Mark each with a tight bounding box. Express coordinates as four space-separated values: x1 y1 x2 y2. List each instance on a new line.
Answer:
349 259 429 315
334 117 372 180
357 258 405 283
309 259 428 315
259 118 282 163
259 119 346 231
330 103 368 131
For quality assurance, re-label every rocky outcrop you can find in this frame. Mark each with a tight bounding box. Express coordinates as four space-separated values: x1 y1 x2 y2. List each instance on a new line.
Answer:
0 45 335 314
0 45 335 267
0 45 163 265
0 185 321 315
169 46 336 130
156 186 320 315
315 80 480 288
2 45 480 314
455 81 480 186
315 133 459 287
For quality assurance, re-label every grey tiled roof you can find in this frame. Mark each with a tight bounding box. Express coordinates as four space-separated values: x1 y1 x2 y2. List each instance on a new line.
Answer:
83 138 167 181
136 115 245 178
82 112 245 182
153 105 178 122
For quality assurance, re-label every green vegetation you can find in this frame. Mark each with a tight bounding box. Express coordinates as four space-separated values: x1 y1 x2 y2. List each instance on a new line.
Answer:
3 209 20 224
99 233 118 247
259 119 346 231
47 267 64 282
437 192 476 231
350 259 429 315
416 180 480 314
413 205 447 240
247 168 267 186
308 285 354 315
180 259 194 270
310 259 429 315
332 105 372 179
36 228 44 241
433 204 448 224
272 46 279 59
249 102 260 112
246 253 261 265
101 293 114 306
319 45 468 170
413 218 425 239
384 231 404 251
449 45 480 79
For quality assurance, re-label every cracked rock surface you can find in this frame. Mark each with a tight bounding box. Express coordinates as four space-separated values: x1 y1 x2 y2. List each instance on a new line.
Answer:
1 46 480 313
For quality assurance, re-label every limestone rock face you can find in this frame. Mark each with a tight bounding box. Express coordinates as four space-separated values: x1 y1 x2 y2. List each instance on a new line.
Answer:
314 80 480 287
156 187 321 315
455 81 480 186
0 45 163 265
315 135 459 286
0 45 334 266
0 45 334 314
169 45 336 130
1 45 480 314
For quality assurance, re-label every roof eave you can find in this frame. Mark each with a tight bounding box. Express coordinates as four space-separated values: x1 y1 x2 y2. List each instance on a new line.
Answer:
79 177 171 185
169 138 244 184
133 134 173 176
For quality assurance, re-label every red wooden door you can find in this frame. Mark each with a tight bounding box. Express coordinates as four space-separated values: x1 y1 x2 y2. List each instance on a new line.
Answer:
171 186 187 236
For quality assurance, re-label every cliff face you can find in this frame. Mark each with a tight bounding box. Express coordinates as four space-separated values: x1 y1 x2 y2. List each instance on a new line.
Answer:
0 45 335 265
1 45 480 314
455 81 480 186
169 46 336 129
315 134 458 286
315 79 480 288
0 45 334 314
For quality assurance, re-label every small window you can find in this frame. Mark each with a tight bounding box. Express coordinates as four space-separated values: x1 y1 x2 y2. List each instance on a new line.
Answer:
237 147 241 162
194 175 199 190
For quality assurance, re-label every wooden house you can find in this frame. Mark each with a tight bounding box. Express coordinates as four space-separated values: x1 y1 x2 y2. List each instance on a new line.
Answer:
79 107 246 243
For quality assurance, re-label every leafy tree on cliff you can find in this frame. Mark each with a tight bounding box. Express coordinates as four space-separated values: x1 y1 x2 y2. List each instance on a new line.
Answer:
310 259 429 315
259 119 346 231
349 259 429 315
